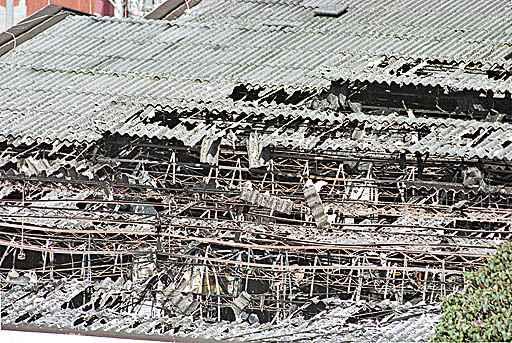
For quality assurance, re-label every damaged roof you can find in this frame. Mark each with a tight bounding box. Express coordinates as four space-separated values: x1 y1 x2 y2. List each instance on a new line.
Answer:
0 0 510 160
0 1 511 340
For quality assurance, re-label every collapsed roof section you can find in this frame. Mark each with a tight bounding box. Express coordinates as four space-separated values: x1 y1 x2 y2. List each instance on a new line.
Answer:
0 278 440 341
0 90 511 160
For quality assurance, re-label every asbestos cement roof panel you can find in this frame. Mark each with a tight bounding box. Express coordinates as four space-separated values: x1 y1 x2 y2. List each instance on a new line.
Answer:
0 0 511 144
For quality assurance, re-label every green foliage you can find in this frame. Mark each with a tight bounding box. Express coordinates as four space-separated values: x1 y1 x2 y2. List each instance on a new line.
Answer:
432 242 512 342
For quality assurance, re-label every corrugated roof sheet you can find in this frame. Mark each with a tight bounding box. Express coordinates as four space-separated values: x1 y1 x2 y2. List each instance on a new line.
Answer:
320 55 512 93
134 98 512 131
109 101 512 161
0 67 234 143
2 76 512 161
2 0 511 96
0 278 440 342
185 0 512 61
0 14 330 90
0 0 511 147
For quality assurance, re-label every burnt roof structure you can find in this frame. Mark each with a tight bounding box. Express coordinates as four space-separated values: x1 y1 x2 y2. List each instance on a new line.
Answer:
0 0 511 341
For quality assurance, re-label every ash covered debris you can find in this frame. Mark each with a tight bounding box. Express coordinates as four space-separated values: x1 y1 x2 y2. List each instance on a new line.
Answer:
0 276 440 342
0 0 511 340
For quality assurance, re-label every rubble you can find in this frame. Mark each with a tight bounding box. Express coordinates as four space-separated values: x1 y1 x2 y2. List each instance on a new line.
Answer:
0 277 440 342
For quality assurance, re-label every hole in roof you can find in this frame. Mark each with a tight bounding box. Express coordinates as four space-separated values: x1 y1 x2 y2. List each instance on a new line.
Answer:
486 69 511 81
461 128 482 140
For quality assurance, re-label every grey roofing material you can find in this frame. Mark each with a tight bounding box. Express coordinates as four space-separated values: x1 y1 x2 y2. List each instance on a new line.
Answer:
2 79 512 161
139 97 512 130
320 55 512 93
0 14 329 90
2 0 511 97
145 0 203 21
185 0 512 62
184 0 512 92
0 68 234 143
113 101 512 161
0 0 510 150
411 126 512 161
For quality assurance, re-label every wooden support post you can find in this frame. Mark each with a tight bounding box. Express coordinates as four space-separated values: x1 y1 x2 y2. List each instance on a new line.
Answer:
213 267 221 322
280 254 286 316
309 256 319 297
423 267 429 302
441 260 446 298
384 265 390 300
50 250 55 281
199 265 205 319
329 162 343 196
347 257 356 295
356 259 363 302
326 270 330 298
245 248 251 293
270 159 275 194
171 151 176 184
206 166 213 185
400 257 407 303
